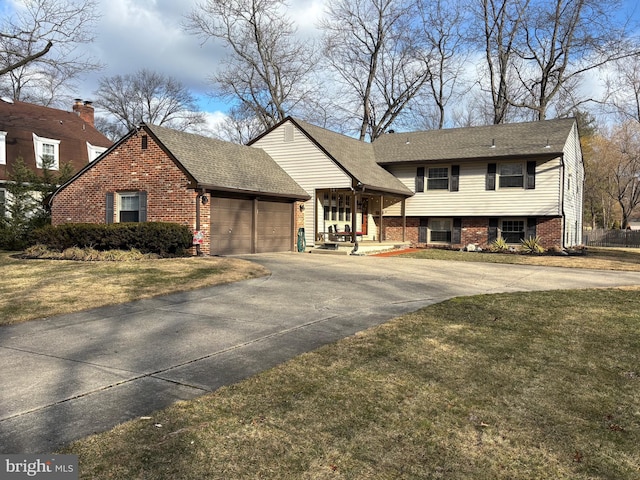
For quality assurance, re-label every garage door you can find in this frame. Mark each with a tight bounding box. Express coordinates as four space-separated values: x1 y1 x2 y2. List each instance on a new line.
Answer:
257 200 293 253
211 197 293 255
211 197 253 255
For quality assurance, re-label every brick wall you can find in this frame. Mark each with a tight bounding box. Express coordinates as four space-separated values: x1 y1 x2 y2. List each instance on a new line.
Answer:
384 216 564 249
52 129 207 255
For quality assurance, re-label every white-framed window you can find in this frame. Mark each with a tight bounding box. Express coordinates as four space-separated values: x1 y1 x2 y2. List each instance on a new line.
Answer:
427 167 449 190
0 131 6 165
498 163 524 188
500 219 525 243
118 192 142 223
33 133 60 170
87 142 107 162
429 218 452 243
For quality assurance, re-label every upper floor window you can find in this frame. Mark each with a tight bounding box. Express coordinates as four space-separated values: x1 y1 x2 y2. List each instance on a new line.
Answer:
0 131 6 165
428 167 449 190
87 142 107 162
499 163 524 188
33 133 60 170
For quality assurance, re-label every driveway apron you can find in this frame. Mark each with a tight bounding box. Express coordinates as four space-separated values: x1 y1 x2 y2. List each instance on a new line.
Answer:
1 253 640 453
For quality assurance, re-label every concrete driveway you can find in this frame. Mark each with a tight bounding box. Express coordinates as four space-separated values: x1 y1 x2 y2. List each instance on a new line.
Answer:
2 253 640 453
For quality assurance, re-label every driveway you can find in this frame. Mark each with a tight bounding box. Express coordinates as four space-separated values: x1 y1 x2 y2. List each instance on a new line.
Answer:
2 253 640 453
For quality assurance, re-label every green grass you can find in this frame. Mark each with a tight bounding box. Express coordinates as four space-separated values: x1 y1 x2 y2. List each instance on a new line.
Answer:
65 289 640 479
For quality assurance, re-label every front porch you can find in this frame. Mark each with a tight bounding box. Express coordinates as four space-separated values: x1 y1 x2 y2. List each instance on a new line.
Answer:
309 239 411 255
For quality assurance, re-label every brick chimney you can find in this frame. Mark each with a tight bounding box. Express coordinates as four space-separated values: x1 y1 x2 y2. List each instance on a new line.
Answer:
73 99 95 126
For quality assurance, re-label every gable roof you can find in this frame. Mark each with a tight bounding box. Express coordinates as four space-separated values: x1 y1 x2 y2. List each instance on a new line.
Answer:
261 118 413 197
145 124 309 199
373 118 577 164
0 99 112 171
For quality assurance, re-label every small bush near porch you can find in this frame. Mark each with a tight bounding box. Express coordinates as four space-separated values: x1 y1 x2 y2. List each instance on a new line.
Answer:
66 288 640 479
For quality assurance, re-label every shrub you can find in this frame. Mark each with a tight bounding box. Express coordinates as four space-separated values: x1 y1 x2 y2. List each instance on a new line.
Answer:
520 236 545 254
32 222 193 257
491 237 509 252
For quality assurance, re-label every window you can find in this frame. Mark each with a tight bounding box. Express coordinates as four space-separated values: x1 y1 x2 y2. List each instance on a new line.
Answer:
0 131 6 165
33 133 60 170
87 142 107 162
501 219 525 243
428 167 449 190
499 163 524 188
429 218 452 243
106 192 147 223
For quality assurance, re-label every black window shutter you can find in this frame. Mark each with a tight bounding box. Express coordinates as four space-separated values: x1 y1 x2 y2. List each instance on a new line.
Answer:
416 167 425 193
488 217 499 243
452 218 462 244
526 161 536 189
486 163 496 190
450 165 460 192
139 191 147 222
526 217 537 239
106 192 114 224
419 217 428 243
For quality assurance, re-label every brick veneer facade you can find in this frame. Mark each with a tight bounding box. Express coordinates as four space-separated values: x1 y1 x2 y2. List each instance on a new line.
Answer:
384 216 563 249
51 130 209 255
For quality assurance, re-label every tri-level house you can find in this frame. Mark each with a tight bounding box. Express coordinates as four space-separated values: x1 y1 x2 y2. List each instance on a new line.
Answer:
250 117 584 250
51 116 583 255
0 98 112 216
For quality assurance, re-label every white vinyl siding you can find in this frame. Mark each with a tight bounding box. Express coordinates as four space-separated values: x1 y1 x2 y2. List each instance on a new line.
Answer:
0 131 6 165
252 120 351 246
561 123 584 246
384 159 562 217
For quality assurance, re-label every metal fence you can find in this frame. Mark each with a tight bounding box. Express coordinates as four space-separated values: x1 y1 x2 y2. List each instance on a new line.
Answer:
583 229 640 248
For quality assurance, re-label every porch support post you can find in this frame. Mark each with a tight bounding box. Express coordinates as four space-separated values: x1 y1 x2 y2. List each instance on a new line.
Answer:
401 198 406 243
351 191 358 248
379 194 384 243
252 197 259 254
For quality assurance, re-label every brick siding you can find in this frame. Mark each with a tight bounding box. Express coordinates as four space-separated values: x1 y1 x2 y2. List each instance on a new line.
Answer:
384 216 563 249
52 130 207 254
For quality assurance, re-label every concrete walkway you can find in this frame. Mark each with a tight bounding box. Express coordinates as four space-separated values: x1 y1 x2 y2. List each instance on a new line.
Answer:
2 253 640 453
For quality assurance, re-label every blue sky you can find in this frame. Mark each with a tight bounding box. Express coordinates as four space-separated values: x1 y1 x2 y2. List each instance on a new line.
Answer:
2 0 639 127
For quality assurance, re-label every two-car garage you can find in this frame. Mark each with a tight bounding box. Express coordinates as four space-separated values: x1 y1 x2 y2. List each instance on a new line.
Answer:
210 197 295 256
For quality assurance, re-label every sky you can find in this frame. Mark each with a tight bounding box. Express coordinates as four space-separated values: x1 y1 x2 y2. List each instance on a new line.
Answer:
74 0 327 124
3 0 640 130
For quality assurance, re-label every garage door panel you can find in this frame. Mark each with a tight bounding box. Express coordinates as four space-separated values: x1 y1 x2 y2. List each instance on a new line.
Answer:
257 201 292 253
211 198 253 256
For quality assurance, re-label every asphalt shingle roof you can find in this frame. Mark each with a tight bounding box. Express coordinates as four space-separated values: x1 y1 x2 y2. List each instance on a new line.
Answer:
372 118 576 164
146 123 310 199
289 118 414 196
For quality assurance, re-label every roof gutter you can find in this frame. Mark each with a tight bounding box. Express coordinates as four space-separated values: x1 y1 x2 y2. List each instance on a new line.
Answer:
197 183 310 201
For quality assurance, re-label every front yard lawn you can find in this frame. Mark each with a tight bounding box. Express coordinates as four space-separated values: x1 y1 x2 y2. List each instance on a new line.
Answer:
64 288 640 479
0 251 269 325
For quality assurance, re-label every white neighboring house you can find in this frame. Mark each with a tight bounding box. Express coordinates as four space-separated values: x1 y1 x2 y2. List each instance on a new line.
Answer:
250 117 584 249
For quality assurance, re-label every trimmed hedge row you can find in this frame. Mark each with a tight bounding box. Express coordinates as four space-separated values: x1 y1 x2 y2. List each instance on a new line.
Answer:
32 222 193 256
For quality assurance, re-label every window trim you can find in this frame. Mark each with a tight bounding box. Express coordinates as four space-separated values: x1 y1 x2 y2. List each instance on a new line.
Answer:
32 133 60 170
428 218 453 244
500 218 526 244
87 142 107 162
0 131 6 165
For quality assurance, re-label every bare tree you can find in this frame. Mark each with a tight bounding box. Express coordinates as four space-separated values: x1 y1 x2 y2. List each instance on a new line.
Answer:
475 0 530 125
185 0 317 130
606 55 640 124
320 0 430 141
412 0 469 130
509 0 640 120
593 122 640 228
0 0 102 104
94 69 206 139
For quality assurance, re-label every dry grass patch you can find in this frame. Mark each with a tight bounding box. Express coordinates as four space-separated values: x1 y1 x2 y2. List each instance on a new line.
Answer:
64 289 640 479
401 246 640 271
0 251 269 325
